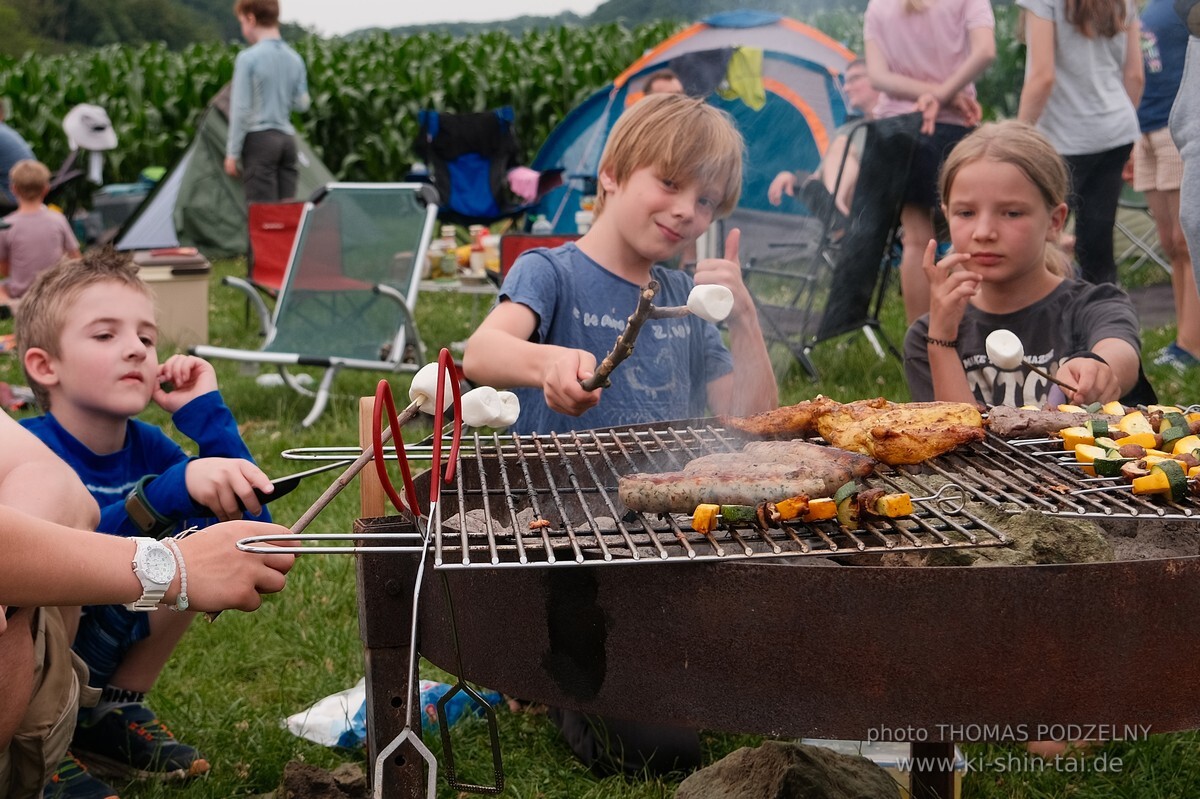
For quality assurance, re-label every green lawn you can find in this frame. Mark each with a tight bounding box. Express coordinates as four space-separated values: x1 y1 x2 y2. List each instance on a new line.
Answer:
1 251 1197 799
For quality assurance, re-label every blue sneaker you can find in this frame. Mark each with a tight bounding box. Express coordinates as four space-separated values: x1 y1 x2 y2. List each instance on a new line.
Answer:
71 704 209 781
1153 342 1200 373
42 752 119 799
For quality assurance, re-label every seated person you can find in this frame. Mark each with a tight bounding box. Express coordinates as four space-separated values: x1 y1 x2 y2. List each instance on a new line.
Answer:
0 160 80 307
15 250 276 798
904 121 1154 408
767 58 880 225
462 94 777 778
644 68 685 95
0 412 295 799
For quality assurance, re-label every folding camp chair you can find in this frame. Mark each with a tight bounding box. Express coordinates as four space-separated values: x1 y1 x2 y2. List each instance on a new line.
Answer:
1114 184 1172 277
414 106 561 227
225 200 306 336
739 113 921 380
192 182 439 427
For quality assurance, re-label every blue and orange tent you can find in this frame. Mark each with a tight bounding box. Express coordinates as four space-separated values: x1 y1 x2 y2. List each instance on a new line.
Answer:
529 10 855 254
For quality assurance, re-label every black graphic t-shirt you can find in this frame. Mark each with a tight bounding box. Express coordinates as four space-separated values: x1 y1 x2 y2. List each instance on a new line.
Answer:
904 279 1142 407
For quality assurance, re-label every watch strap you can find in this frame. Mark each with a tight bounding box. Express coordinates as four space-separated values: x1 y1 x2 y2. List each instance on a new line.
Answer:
124 474 173 537
125 538 176 612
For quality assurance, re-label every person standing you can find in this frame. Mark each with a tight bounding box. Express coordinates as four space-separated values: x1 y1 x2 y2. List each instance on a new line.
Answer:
1171 1 1200 294
224 0 311 204
1134 0 1200 370
864 0 997 324
1017 0 1144 286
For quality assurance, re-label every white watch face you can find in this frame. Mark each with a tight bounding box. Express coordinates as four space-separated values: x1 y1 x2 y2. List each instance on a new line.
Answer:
142 545 176 585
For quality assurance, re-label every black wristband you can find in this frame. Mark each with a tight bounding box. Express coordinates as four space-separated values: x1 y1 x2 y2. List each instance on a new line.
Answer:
1065 351 1108 366
924 335 959 349
124 474 173 537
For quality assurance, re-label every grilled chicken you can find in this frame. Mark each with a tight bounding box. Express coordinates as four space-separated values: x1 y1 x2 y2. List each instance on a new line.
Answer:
720 396 841 438
815 398 985 465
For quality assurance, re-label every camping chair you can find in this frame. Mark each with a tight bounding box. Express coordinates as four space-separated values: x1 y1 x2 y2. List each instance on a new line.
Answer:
739 113 922 380
414 106 561 227
1114 184 1171 277
192 182 439 427
225 200 307 335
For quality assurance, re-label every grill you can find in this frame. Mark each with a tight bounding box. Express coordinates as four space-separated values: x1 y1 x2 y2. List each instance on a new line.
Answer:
427 420 1010 568
350 416 1200 799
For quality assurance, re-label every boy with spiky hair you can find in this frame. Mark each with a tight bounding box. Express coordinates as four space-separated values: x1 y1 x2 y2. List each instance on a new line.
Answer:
16 249 274 798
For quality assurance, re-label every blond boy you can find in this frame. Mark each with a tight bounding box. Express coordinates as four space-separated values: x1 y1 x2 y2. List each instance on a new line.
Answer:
0 160 79 304
15 250 274 797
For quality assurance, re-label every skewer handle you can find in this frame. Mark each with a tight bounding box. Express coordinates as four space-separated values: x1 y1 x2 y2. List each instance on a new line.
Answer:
1024 360 1079 396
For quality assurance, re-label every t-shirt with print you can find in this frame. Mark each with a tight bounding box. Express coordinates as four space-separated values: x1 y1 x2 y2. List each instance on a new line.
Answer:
903 279 1141 407
1138 0 1190 133
499 243 734 436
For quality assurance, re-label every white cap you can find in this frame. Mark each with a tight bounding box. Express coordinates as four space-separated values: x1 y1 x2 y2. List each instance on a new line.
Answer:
63 104 118 152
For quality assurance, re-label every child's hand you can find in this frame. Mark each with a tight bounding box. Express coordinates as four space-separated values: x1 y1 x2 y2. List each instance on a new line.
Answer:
767 172 798 206
176 520 296 612
541 348 601 417
185 457 273 521
951 93 983 128
692 228 753 324
915 93 940 135
154 355 219 413
922 239 981 338
1057 357 1121 405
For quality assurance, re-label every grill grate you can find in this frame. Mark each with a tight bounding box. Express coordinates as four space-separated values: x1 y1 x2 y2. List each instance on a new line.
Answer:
941 433 1198 520
430 421 1011 569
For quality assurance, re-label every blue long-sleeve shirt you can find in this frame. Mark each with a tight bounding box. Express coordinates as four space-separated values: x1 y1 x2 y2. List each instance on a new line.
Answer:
226 37 310 159
21 390 270 537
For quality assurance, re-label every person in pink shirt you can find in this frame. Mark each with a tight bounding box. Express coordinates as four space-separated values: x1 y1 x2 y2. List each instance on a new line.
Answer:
0 160 79 308
864 0 996 324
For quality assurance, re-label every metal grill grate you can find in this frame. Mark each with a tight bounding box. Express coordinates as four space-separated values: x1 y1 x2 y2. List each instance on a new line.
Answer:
934 433 1199 520
429 421 1010 569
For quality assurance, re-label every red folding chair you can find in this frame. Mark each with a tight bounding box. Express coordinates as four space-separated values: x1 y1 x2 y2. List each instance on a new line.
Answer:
228 201 305 334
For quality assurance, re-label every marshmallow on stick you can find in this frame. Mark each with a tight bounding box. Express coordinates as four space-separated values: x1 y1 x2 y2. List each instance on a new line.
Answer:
459 386 505 428
985 329 1024 371
686 284 734 324
408 361 456 415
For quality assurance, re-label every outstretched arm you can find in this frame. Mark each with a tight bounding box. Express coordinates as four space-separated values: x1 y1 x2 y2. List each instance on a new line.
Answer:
1017 10 1057 125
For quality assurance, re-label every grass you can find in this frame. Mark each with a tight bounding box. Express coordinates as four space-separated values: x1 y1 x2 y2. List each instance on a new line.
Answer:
1 247 1197 798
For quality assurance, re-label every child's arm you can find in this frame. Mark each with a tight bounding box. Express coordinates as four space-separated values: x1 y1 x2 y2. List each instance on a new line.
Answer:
696 229 778 417
0 413 98 533
1122 16 1145 107
462 301 602 417
921 240 983 403
1017 10 1057 126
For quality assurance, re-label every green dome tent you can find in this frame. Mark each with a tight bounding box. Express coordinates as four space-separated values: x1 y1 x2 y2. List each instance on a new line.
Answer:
116 84 333 259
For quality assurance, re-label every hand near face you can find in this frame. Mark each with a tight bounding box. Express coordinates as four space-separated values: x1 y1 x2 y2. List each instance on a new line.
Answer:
691 228 753 323
922 239 981 337
185 457 273 520
543 348 601 417
154 355 219 413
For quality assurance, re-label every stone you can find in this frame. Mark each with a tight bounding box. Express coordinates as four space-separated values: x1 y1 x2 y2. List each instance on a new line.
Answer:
676 740 899 799
280 761 367 799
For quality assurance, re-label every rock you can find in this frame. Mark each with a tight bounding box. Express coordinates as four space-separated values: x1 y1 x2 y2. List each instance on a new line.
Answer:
676 740 898 799
280 761 367 799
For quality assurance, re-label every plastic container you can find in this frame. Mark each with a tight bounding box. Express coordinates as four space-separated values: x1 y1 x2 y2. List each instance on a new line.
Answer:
531 214 553 235
575 210 594 234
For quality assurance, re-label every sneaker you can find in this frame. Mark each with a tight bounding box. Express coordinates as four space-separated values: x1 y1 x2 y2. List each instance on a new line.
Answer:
43 752 119 799
71 704 210 781
1153 342 1200 372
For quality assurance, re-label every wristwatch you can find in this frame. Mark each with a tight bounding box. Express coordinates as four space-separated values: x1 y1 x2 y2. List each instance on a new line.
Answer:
125 474 173 537
126 538 177 611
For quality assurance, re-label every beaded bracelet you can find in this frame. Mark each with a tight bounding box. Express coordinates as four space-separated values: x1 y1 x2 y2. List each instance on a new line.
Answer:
924 335 959 349
163 537 189 612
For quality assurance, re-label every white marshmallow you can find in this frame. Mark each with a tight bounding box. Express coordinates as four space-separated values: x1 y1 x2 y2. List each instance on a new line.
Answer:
985 329 1025 371
687 284 734 323
460 386 504 428
408 362 455 415
495 391 521 427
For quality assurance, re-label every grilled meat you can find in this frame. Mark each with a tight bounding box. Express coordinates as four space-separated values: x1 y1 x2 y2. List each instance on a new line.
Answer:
720 396 841 438
816 398 985 465
985 406 1122 440
619 440 876 513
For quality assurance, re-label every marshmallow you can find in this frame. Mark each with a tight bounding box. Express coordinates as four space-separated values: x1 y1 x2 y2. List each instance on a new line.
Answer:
460 386 505 428
985 329 1025 371
687 284 734 323
408 362 455 415
495 391 521 427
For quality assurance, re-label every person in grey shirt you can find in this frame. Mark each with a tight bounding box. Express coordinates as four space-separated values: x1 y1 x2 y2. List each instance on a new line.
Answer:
0 101 34 210
1171 1 1200 291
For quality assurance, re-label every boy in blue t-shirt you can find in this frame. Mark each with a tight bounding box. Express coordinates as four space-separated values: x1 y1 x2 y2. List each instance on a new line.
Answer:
463 93 778 436
15 250 275 797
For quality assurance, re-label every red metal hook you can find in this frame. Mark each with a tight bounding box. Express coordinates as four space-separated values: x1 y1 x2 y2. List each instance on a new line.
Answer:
429 348 464 507
372 379 420 516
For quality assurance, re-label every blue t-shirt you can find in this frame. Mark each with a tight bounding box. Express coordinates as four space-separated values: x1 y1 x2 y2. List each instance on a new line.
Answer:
500 243 734 435
1139 0 1190 132
0 122 35 205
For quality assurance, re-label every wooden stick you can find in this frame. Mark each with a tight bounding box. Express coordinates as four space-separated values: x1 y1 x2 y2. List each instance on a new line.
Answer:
580 280 660 391
1024 360 1079 397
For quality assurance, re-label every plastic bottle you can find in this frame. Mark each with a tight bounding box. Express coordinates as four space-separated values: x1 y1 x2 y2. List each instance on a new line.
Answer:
531 214 553 235
435 225 459 280
468 225 487 277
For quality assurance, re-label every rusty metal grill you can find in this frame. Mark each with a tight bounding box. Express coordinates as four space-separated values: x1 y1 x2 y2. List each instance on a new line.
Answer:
429 420 1010 569
925 432 1197 520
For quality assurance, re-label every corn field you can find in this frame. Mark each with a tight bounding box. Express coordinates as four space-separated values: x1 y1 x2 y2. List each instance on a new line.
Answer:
0 10 1023 188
